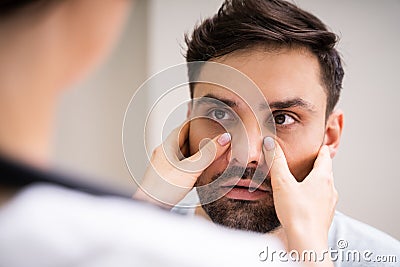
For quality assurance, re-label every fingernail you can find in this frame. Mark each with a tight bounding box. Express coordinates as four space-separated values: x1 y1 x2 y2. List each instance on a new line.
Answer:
263 137 275 151
217 133 231 146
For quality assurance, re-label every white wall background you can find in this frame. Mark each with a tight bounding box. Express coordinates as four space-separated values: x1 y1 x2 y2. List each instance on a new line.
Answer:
54 1 148 195
54 0 400 239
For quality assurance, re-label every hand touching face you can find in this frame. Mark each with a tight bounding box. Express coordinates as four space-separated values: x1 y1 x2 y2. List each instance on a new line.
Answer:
189 47 342 233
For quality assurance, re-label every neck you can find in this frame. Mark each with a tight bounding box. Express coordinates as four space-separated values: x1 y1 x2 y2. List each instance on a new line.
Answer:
0 86 56 169
195 206 289 249
0 9 65 169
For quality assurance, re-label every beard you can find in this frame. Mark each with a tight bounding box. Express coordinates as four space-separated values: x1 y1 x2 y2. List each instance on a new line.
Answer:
196 166 281 233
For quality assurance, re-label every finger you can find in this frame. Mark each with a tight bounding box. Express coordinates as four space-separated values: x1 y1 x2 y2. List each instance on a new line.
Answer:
263 137 293 185
163 122 190 161
162 126 182 162
178 121 190 149
312 145 332 173
180 138 190 158
180 133 231 173
164 121 190 149
178 122 191 158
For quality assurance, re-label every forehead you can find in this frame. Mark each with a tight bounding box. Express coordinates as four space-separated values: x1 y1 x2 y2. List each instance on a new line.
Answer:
193 47 327 111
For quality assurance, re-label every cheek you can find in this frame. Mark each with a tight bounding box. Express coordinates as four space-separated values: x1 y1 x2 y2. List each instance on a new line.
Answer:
189 120 230 185
286 149 318 181
188 121 204 154
276 118 325 181
279 134 322 181
188 119 225 154
196 154 231 187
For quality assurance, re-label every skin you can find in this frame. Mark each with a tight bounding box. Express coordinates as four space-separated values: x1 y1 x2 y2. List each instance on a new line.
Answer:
0 0 131 168
0 0 131 201
189 47 343 187
265 139 338 265
0 2 336 266
188 47 343 232
137 46 342 267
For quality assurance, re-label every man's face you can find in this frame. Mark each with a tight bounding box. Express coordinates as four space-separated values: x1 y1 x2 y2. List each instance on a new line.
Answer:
188 47 328 233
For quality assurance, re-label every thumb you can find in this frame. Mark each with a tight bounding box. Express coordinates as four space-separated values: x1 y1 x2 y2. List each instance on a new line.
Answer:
312 145 332 173
179 133 231 174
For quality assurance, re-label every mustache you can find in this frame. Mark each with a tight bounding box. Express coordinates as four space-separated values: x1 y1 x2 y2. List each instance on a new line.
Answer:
213 166 271 188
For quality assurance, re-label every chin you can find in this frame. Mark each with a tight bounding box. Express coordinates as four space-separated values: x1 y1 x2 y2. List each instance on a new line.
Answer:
200 197 281 234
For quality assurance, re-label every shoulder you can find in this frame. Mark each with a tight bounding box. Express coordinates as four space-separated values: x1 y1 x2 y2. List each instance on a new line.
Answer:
0 184 179 266
328 211 400 266
0 184 287 267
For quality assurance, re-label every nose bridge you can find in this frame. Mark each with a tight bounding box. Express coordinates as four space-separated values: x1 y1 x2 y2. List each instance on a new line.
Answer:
246 125 264 163
231 121 264 165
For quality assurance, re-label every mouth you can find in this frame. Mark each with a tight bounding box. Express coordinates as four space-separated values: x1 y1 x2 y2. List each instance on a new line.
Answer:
220 178 270 201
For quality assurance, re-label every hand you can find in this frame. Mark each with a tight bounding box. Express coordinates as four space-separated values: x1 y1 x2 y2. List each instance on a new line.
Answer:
134 122 231 209
263 137 338 266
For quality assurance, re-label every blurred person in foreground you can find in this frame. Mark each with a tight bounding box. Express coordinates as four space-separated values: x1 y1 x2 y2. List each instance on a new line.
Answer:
0 0 339 267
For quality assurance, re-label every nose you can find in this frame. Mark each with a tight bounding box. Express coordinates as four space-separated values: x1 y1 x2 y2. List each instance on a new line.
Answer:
231 123 265 166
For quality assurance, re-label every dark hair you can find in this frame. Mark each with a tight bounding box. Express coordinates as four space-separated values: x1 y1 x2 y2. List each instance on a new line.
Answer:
0 0 51 17
185 0 344 116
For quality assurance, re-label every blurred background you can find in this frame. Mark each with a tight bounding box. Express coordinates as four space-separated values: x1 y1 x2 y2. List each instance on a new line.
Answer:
53 0 400 239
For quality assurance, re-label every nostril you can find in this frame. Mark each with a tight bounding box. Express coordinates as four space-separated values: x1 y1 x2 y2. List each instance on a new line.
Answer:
248 161 258 166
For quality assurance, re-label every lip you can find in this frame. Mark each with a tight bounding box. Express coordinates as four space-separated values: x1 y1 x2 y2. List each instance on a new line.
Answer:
220 178 270 201
220 179 269 192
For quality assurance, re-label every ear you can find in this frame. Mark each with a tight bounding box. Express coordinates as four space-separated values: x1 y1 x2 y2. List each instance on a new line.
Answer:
323 109 344 158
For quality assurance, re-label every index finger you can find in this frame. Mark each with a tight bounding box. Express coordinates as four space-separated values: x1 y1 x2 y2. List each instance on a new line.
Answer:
263 137 294 185
180 132 231 174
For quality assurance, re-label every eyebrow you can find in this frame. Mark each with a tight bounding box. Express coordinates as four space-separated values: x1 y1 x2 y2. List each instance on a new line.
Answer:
261 98 317 113
194 93 238 108
195 94 316 113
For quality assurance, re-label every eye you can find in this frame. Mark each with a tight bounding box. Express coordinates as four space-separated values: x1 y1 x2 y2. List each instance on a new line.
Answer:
274 113 295 125
208 109 233 121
